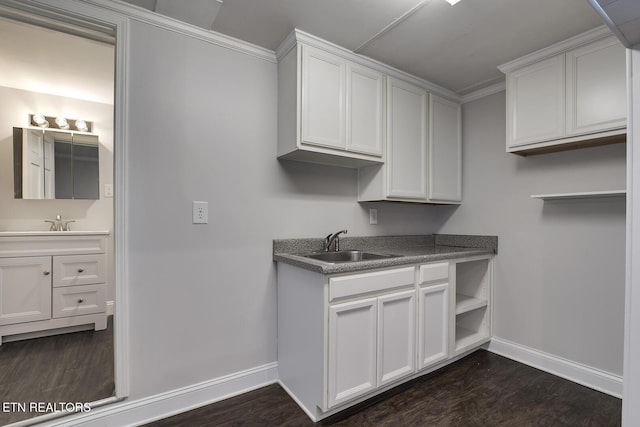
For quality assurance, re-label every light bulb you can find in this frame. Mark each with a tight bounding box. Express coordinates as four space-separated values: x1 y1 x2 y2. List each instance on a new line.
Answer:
55 117 69 130
75 120 88 132
32 114 49 128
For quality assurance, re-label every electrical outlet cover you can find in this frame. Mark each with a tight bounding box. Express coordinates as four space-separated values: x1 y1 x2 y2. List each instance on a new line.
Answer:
192 201 208 224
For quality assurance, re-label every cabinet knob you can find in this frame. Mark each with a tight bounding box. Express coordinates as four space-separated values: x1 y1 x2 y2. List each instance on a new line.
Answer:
43 271 50 276
77 298 84 304
77 268 84 273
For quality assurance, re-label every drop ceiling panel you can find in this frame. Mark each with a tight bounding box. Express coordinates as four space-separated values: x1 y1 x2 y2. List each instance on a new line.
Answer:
211 0 422 52
357 0 603 93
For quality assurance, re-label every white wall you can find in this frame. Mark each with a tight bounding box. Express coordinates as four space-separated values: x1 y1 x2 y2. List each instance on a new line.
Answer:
435 92 626 375
0 85 115 301
124 19 439 399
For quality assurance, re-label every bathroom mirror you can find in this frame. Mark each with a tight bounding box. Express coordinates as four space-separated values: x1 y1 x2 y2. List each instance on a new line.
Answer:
13 127 100 200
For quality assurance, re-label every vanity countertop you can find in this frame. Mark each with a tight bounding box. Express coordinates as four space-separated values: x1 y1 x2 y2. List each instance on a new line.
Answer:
273 234 497 274
0 231 110 237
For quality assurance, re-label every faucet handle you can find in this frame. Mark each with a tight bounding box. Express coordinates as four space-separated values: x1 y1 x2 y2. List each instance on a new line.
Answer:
44 220 56 231
63 220 76 231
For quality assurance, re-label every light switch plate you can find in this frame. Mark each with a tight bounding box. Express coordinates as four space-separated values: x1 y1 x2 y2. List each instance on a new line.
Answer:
192 201 208 224
369 209 378 225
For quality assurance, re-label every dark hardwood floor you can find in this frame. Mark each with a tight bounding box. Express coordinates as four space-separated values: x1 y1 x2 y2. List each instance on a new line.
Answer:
146 350 621 427
0 317 114 425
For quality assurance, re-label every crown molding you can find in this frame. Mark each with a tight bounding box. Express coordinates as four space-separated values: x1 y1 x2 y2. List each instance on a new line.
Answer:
76 0 277 63
279 28 462 102
498 25 613 74
461 82 506 104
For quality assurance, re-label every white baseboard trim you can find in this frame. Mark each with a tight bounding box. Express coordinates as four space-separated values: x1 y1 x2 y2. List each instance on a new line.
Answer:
44 362 279 427
106 300 114 317
488 337 622 398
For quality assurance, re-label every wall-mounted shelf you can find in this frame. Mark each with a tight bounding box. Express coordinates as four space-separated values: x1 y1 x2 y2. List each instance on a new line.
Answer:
530 190 626 200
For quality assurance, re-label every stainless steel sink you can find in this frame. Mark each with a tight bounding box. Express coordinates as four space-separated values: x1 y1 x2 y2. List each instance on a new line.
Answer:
304 250 400 263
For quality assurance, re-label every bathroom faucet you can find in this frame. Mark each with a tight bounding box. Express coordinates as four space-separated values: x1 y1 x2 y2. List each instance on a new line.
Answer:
325 229 347 252
45 215 74 231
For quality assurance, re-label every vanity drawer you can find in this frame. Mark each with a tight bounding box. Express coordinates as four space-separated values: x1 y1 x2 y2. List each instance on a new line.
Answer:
329 266 415 301
419 262 449 284
53 254 105 287
52 284 106 318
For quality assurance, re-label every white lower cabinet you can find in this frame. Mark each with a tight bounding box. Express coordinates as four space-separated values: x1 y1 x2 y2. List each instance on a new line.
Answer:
377 290 416 386
328 297 378 407
0 233 108 344
277 255 492 422
0 256 52 326
418 283 449 369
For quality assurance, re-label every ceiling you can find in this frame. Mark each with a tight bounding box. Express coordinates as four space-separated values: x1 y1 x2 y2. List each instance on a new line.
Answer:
121 0 605 95
590 0 640 47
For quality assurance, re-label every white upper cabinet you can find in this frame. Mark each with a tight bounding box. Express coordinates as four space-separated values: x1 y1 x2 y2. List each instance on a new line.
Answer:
429 95 462 202
506 55 566 147
278 40 384 168
347 62 384 156
501 28 626 155
358 78 462 204
301 45 346 150
387 78 428 199
566 36 626 136
277 29 461 174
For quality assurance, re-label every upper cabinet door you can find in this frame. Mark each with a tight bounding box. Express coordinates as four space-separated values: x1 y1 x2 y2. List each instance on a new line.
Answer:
429 95 461 202
507 55 565 148
566 36 626 136
387 77 428 200
346 62 384 156
301 45 346 150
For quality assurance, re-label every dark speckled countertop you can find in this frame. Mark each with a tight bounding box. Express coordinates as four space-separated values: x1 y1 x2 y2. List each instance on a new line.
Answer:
273 234 497 274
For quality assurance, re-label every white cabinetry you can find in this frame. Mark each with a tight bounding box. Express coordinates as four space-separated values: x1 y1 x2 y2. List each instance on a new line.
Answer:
328 297 377 407
358 79 462 204
0 232 108 344
506 55 566 148
376 289 416 387
327 267 416 407
501 30 626 155
328 290 417 406
429 95 462 202
417 262 450 369
278 42 384 167
0 257 51 325
278 254 492 421
452 256 492 355
566 36 626 136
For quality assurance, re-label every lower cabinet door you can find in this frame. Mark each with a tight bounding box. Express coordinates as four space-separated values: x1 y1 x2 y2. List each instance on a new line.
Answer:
328 297 377 408
0 256 51 326
418 283 449 369
377 289 416 386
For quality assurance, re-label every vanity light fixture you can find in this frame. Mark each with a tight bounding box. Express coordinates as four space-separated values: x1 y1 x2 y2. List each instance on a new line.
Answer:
75 120 88 132
445 0 461 5
29 114 93 133
32 114 49 128
55 117 70 130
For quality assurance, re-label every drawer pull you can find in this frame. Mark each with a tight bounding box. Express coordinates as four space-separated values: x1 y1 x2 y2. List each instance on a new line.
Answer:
77 268 84 273
43 271 50 276
77 298 84 304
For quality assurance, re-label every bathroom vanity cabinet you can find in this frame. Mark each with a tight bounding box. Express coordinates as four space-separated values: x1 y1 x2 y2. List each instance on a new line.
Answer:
0 231 108 344
277 254 493 421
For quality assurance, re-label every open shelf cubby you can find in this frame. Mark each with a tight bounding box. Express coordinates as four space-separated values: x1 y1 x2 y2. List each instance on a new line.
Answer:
454 257 491 354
